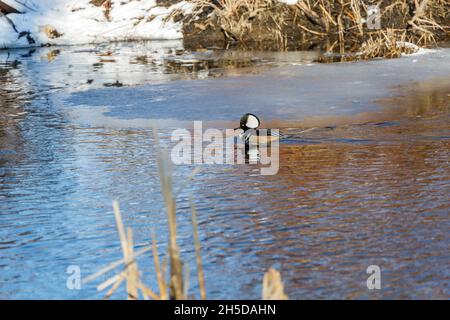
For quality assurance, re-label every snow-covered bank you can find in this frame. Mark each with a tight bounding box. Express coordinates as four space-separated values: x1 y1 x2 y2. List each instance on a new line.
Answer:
0 0 192 49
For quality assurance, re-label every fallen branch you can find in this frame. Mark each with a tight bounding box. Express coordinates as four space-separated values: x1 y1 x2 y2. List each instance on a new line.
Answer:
0 0 21 14
0 11 18 33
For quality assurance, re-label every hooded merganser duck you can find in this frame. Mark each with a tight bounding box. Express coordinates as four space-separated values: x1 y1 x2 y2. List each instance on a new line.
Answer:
235 113 284 145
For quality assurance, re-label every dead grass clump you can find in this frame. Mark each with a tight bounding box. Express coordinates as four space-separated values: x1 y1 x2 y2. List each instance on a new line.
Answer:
84 129 288 299
40 24 63 39
407 0 447 45
83 129 202 300
186 0 287 44
82 202 159 299
359 29 419 60
184 0 448 57
262 268 289 300
153 129 185 299
318 29 420 62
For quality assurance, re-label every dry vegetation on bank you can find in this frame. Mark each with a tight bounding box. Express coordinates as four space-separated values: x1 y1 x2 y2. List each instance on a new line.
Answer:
180 0 449 59
2 0 447 60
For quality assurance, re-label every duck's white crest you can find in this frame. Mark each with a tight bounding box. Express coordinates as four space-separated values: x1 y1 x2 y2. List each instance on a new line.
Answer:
246 115 260 129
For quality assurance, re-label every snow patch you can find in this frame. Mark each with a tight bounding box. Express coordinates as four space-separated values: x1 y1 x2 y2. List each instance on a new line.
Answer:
0 0 193 49
397 41 435 57
277 0 299 5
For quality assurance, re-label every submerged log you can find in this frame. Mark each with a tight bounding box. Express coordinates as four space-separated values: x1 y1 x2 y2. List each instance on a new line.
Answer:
0 0 21 14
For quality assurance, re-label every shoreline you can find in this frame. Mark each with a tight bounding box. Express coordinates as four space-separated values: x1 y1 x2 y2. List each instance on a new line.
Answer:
1 1 448 61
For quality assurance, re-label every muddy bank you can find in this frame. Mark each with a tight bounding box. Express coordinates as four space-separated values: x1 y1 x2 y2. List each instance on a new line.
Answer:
181 0 449 57
1 1 448 59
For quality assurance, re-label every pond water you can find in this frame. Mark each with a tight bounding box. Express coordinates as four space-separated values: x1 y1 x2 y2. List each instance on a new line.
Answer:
0 41 449 299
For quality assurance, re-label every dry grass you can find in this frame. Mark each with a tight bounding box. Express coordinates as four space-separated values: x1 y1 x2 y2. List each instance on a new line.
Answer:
152 128 185 299
406 0 447 45
84 128 287 300
82 128 195 300
184 0 448 56
262 268 289 300
358 29 419 60
317 28 421 62
190 199 206 300
82 202 160 299
186 0 280 42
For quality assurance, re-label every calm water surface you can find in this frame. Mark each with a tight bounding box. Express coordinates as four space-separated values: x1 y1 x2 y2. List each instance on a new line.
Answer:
0 41 449 299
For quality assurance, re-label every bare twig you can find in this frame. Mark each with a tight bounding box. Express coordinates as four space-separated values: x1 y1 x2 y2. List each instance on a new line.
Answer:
190 199 206 300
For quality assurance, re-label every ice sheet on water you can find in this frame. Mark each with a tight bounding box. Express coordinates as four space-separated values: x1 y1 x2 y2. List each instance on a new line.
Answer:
60 47 450 128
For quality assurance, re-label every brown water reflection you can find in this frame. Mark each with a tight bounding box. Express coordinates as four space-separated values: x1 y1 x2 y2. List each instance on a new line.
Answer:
0 62 29 166
0 44 449 299
191 81 449 299
198 132 449 298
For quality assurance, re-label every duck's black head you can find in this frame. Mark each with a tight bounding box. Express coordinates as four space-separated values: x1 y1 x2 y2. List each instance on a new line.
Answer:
239 113 260 131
